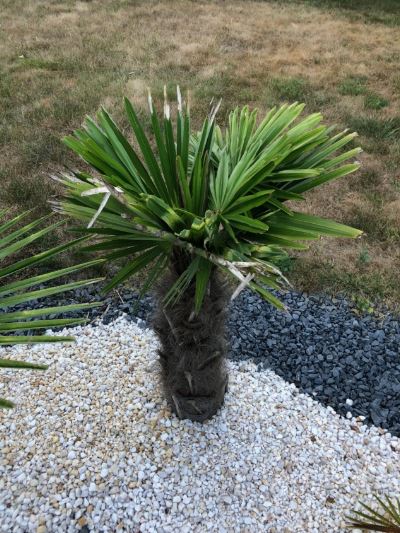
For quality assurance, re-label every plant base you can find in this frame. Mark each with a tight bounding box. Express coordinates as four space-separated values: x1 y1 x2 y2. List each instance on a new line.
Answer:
153 268 230 422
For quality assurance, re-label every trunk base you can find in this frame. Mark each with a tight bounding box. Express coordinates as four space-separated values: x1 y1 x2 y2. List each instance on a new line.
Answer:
168 375 229 423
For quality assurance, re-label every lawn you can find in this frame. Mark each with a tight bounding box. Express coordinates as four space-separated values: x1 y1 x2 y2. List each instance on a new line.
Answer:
1 0 399 307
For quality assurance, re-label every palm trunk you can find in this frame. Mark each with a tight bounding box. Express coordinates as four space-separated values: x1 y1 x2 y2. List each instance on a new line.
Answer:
153 259 230 423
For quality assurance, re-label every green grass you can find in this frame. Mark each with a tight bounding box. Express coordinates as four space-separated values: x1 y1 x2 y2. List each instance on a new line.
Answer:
266 76 333 112
364 93 389 110
269 0 400 26
393 75 400 92
357 247 371 267
194 72 257 120
348 116 400 141
3 177 58 210
339 76 367 96
347 202 399 244
352 167 379 192
387 141 400 173
293 258 400 312
0 40 127 212
269 77 310 101
13 57 62 71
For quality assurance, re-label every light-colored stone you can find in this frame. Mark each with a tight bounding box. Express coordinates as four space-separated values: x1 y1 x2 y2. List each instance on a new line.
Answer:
0 317 399 533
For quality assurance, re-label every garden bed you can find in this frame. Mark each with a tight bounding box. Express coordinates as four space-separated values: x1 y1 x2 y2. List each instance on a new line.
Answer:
1 317 399 532
11 286 400 436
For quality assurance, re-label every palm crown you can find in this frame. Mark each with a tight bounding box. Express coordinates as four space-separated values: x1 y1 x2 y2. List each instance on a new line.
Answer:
55 88 362 312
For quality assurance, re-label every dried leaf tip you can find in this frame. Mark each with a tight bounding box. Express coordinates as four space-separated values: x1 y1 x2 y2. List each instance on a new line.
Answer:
186 89 191 114
231 273 255 301
48 199 62 213
81 186 109 197
147 88 153 114
209 98 222 123
49 173 63 184
87 192 111 229
176 85 182 112
163 85 170 119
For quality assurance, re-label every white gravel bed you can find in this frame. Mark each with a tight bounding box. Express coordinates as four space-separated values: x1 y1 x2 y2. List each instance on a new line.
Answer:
1 317 399 533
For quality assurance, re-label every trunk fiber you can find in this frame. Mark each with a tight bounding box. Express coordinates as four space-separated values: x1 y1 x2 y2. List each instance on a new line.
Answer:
153 266 229 423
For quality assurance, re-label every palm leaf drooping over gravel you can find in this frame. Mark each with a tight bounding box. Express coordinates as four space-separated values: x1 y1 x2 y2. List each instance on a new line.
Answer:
0 210 103 408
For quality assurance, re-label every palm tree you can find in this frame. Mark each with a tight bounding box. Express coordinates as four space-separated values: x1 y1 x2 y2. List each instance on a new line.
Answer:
54 88 362 421
346 495 400 532
0 210 103 408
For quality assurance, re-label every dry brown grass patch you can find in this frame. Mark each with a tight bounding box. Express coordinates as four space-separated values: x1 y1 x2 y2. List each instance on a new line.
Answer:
1 0 400 303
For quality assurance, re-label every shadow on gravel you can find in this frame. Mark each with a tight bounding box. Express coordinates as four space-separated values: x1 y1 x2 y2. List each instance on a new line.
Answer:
229 291 400 437
7 286 400 437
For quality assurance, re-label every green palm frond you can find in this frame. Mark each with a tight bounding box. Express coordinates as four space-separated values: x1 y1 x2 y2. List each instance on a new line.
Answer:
346 495 400 532
0 211 104 408
55 87 362 311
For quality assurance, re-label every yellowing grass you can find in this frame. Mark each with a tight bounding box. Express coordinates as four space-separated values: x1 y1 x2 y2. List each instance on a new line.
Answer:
1 0 399 305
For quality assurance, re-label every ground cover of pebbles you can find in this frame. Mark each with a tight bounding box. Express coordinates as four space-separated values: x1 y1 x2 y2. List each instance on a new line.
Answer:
1 317 399 532
14 286 400 435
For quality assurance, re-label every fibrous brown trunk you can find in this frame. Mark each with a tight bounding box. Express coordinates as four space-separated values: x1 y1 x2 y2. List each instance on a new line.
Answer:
153 262 229 423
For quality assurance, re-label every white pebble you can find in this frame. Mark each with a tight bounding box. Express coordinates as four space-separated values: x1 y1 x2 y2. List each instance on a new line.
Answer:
0 317 399 532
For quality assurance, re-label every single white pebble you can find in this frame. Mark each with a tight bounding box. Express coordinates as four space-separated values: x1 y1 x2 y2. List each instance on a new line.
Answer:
345 399 353 406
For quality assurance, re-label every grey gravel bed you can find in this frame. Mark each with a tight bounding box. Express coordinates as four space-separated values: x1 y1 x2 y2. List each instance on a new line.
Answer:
7 286 400 436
